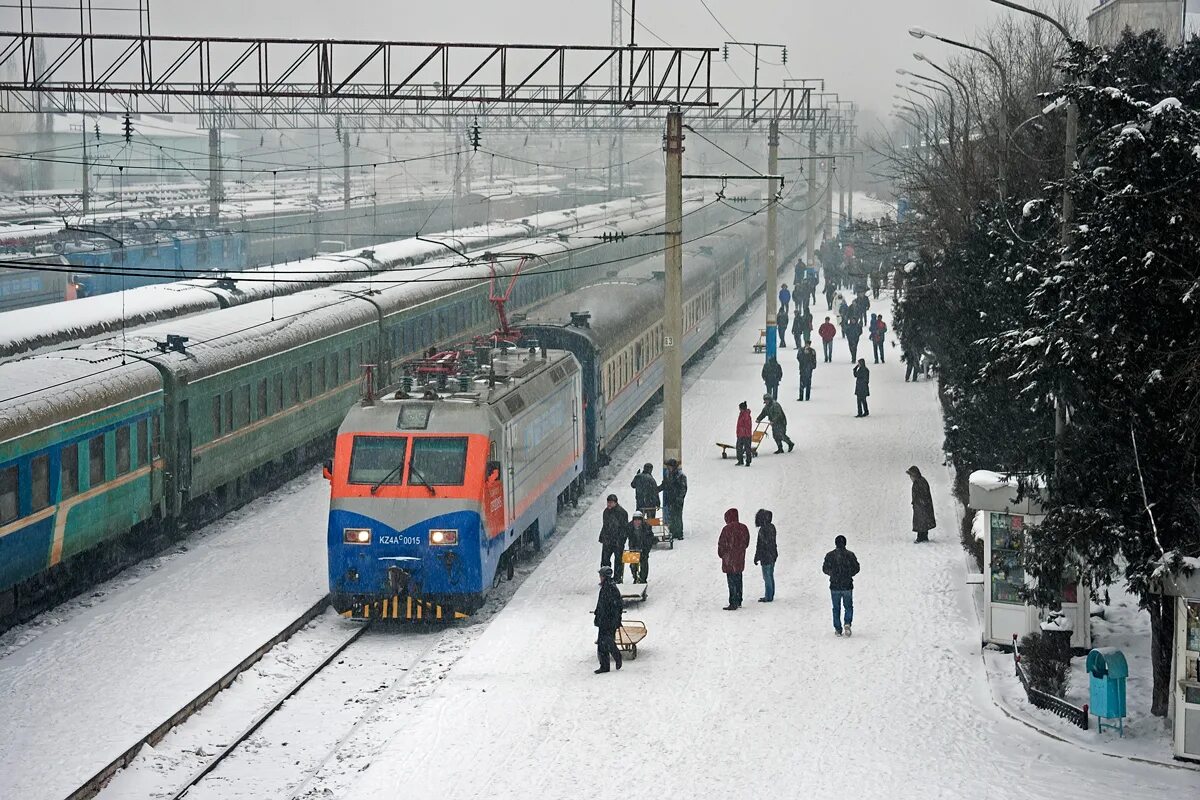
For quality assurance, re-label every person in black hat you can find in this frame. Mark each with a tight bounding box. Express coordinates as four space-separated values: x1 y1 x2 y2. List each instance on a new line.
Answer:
593 566 623 673
628 511 655 583
630 463 661 518
599 494 630 583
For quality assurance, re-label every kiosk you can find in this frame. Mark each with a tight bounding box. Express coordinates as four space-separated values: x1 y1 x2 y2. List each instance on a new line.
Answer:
1154 568 1200 763
968 471 1091 650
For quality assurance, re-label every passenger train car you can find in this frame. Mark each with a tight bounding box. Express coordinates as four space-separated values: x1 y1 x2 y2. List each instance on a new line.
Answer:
0 195 722 617
322 195 808 620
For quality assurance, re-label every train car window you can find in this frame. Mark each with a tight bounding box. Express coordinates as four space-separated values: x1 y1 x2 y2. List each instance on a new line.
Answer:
31 454 50 511
409 437 468 486
273 374 283 412
348 436 408 486
398 404 432 430
224 391 234 431
301 362 313 401
116 426 131 475
289 367 300 405
316 358 326 394
257 380 268 419
151 416 161 459
236 385 251 428
88 434 105 487
137 419 149 467
0 465 16 524
61 443 79 499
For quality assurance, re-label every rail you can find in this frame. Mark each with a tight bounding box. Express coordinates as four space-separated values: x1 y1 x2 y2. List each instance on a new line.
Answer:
65 595 336 800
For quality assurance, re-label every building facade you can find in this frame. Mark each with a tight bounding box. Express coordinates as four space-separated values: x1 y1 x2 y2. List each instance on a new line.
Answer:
1088 0 1185 46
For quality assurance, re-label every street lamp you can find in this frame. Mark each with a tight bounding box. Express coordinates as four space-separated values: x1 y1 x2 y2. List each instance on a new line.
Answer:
910 25 1010 201
913 52 972 173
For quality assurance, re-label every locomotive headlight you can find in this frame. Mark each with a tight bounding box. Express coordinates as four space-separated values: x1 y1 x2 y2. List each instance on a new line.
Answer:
343 527 372 545
429 529 459 546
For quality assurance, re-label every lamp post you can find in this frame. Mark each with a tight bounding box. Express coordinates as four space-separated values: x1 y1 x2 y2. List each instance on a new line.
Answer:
910 25 1010 202
913 52 972 165
988 0 1079 472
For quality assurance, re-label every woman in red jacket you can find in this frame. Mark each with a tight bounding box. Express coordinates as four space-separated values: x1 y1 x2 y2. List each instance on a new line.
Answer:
735 401 753 466
718 508 750 610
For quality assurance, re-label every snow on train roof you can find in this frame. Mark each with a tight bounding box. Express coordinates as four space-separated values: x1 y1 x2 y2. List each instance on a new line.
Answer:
0 194 674 362
0 350 162 441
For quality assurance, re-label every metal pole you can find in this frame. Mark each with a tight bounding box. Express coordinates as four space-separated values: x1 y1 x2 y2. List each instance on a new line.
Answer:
81 114 89 216
1055 99 1078 471
663 109 685 468
825 131 835 238
838 130 847 229
765 119 779 362
847 129 855 225
208 126 221 222
343 130 351 212
805 129 817 270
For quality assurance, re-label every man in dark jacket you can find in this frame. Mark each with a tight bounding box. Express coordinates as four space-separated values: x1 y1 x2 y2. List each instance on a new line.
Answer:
778 283 791 313
822 535 860 636
628 511 655 582
662 459 687 540
870 315 888 364
853 359 870 418
837 298 851 339
797 344 817 401
761 357 783 401
630 463 660 516
797 308 814 346
735 401 754 466
907 465 936 543
753 509 778 602
593 566 624 673
845 318 863 362
599 494 630 583
824 280 837 310
757 394 795 453
776 305 790 348
718 508 751 610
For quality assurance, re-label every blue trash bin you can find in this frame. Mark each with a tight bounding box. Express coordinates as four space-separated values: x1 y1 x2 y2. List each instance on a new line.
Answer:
1086 648 1128 735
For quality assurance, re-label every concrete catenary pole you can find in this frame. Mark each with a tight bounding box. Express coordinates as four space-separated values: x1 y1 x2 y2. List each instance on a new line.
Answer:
765 119 780 362
805 130 817 271
847 127 855 225
208 126 222 222
825 131 835 239
80 115 90 216
343 131 352 213
838 130 847 229
662 109 685 468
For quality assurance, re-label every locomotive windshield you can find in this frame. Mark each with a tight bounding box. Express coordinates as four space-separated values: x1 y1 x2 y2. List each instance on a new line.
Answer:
409 437 468 486
348 436 408 486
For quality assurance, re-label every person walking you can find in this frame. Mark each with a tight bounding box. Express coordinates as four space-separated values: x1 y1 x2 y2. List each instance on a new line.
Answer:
753 508 778 602
776 305 790 349
797 344 817 401
662 459 687 540
778 283 791 314
761 356 783 401
853 359 871 418
628 511 655 582
902 340 922 382
845 318 863 362
599 494 630 583
757 394 795 452
805 272 818 306
797 307 813 347
853 293 870 328
735 401 754 466
824 279 837 311
818 316 837 363
630 463 660 517
593 566 624 673
870 269 882 300
822 535 860 637
718 508 750 610
837 297 851 339
907 465 936 543
871 315 888 364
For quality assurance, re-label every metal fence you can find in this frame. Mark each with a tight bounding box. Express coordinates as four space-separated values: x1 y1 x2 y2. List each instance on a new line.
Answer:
1013 634 1089 730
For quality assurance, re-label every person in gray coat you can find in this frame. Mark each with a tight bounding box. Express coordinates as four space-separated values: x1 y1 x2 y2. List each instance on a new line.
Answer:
907 465 936 543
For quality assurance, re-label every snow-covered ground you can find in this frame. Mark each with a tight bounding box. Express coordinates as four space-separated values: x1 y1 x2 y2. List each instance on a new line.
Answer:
329 292 1196 799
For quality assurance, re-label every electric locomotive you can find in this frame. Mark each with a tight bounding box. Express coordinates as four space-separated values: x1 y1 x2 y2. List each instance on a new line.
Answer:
326 345 584 620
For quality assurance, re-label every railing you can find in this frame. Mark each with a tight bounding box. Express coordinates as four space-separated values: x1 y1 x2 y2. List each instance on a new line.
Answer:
1013 634 1089 730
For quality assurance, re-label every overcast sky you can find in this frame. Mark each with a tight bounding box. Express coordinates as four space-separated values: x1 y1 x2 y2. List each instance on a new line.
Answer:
11 1 1098 117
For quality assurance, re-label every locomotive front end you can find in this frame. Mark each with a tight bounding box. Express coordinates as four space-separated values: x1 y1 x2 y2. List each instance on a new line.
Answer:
327 399 500 621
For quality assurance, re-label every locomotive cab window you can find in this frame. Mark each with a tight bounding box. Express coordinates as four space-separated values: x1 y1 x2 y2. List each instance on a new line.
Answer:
348 436 408 486
409 437 468 486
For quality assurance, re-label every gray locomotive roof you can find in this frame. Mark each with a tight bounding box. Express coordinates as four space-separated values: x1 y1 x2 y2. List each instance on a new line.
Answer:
0 349 163 441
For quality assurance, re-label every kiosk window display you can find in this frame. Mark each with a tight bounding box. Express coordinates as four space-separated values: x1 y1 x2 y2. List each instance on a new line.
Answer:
990 513 1024 605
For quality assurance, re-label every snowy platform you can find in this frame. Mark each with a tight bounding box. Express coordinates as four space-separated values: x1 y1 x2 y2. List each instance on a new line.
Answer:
0 473 331 800
339 293 1198 799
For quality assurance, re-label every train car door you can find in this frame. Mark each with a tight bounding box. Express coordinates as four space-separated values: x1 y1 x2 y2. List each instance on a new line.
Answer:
176 399 192 504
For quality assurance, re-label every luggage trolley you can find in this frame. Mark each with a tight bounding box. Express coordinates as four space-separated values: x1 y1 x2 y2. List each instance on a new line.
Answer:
715 421 771 459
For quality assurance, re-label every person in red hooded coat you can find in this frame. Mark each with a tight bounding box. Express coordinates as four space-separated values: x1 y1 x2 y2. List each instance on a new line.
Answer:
735 401 753 466
717 508 750 610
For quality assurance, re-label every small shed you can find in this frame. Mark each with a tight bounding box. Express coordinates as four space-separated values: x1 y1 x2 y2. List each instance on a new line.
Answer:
1152 565 1200 763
